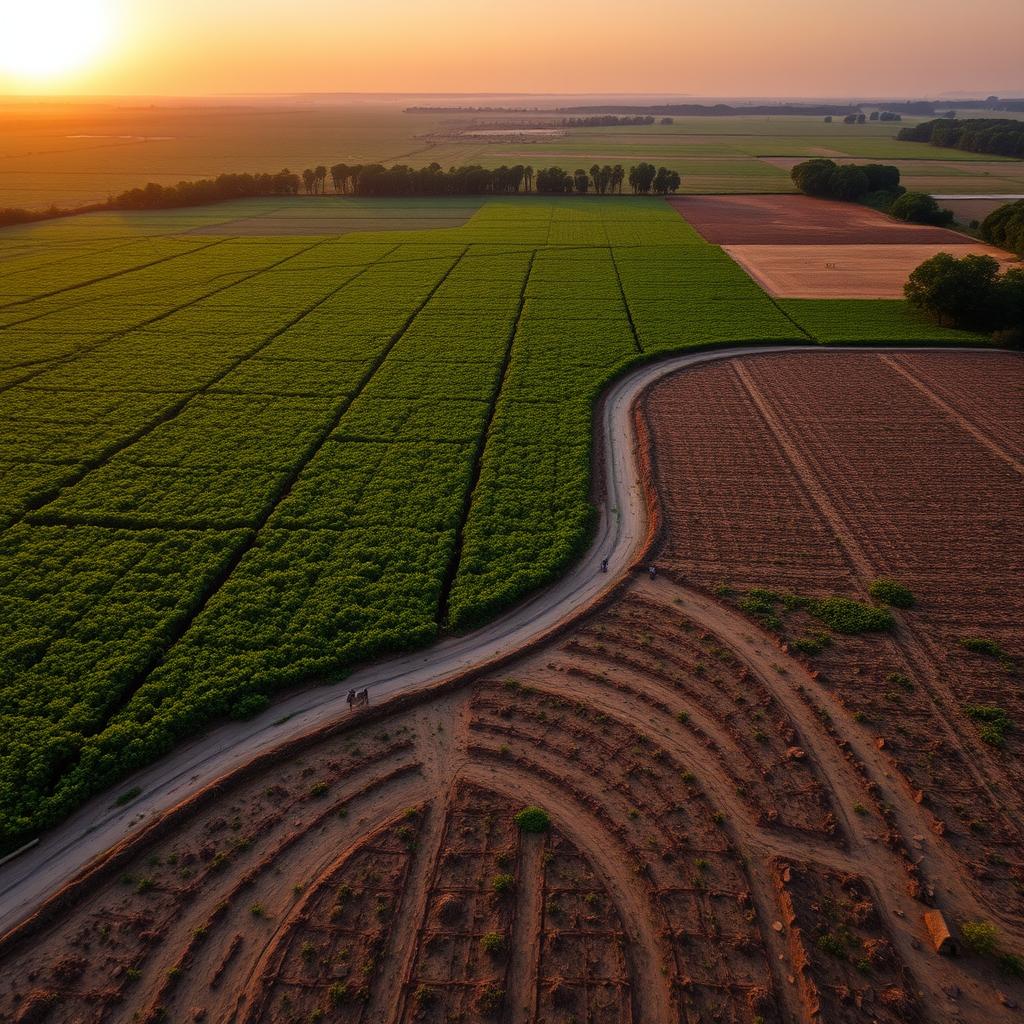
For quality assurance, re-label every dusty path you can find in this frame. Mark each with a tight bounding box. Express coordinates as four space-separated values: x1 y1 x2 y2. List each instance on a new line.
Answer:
0 343 1009 939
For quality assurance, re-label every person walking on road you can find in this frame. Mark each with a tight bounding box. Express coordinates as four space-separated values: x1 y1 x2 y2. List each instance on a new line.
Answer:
648 564 657 580
600 558 608 573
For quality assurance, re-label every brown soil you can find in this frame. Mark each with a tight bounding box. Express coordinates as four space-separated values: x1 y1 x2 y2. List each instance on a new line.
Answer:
1 351 1022 1024
723 242 1016 298
671 195 976 245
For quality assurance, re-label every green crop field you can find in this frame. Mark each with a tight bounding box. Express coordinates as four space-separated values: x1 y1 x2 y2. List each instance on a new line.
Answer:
0 195 990 847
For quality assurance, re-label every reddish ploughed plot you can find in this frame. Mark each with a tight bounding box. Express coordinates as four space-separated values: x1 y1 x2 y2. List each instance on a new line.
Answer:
723 241 1014 299
670 194 974 245
643 350 1024 921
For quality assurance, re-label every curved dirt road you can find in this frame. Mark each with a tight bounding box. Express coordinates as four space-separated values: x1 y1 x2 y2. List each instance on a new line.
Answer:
0 342 1001 937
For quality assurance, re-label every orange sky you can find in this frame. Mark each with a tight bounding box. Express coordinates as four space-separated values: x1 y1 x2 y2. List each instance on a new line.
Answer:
1 0 1022 97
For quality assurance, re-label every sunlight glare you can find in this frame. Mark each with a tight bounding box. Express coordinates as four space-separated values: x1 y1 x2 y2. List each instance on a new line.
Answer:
0 0 114 80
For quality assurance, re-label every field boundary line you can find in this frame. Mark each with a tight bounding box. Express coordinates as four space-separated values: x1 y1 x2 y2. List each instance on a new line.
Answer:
763 288 814 340
438 249 537 626
608 244 644 354
0 235 163 284
5 246 401 693
70 246 472 729
504 830 545 1022
0 236 232 312
0 237 300 397
879 353 1024 476
4 239 347 530
367 793 451 1021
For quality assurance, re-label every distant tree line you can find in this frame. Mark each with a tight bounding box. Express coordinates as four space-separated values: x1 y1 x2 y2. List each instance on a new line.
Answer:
532 163 679 194
405 105 543 113
0 205 104 227
834 112 902 123
407 99 1024 116
555 103 862 117
563 115 660 127
329 163 534 196
897 118 1024 157
114 170 302 209
93 161 683 209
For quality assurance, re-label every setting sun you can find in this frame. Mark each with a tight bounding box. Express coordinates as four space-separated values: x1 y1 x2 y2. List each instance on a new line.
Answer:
0 0 114 80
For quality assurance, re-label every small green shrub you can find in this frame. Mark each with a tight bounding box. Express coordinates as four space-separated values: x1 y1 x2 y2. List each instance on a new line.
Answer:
886 671 914 691
491 873 515 895
868 578 915 608
961 920 999 955
414 984 437 1007
480 931 505 954
807 597 894 634
998 952 1024 978
739 589 782 629
965 705 1013 747
817 933 846 958
961 637 1005 657
115 786 142 806
514 806 551 833
475 984 505 1013
791 632 831 655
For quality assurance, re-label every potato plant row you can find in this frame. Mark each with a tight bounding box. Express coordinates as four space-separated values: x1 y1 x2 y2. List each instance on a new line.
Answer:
0 198 980 846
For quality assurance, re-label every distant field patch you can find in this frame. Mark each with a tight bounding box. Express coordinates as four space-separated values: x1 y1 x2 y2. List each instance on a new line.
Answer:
186 197 485 236
671 194 973 245
759 156 1024 196
724 242 1015 298
938 197 1024 224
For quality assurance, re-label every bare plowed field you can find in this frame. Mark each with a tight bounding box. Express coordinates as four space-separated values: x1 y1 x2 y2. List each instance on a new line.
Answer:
723 242 1015 298
670 195 973 245
2 351 1022 1023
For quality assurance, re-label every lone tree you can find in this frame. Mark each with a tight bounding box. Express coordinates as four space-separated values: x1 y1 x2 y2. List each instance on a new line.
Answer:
514 806 551 833
904 252 1005 330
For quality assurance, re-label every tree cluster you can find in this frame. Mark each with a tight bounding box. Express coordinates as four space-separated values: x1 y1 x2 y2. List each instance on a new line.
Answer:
328 163 533 195
868 111 903 121
790 159 902 204
897 118 1024 157
889 191 954 227
905 253 1024 339
324 162 680 196
564 115 656 127
981 200 1024 257
113 170 301 209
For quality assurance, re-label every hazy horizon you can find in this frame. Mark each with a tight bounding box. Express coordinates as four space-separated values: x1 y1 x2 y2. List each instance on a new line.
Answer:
1 0 1021 99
